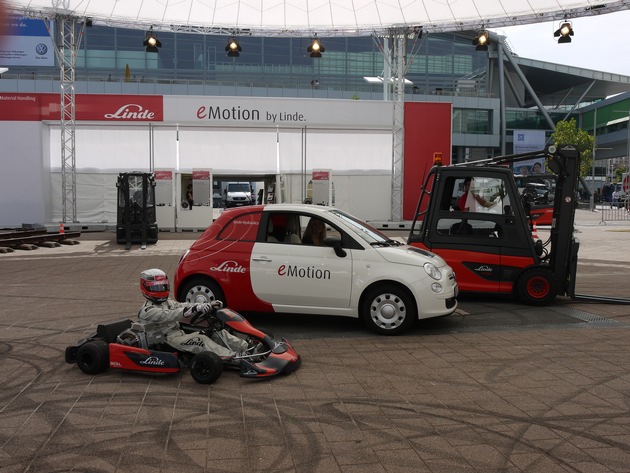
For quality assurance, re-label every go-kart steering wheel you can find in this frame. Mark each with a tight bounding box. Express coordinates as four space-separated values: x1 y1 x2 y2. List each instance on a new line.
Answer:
189 310 210 326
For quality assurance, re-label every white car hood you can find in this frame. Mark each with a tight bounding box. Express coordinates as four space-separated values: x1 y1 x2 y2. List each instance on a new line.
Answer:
375 244 448 267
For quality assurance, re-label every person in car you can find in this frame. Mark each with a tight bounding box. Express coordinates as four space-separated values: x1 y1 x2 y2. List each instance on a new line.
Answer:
137 268 248 359
457 177 494 211
302 218 327 245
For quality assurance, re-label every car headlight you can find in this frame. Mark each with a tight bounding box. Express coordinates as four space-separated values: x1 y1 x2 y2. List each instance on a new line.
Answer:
423 262 442 281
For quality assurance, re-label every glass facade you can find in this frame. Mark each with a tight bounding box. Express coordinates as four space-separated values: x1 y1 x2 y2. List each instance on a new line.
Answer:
12 25 488 94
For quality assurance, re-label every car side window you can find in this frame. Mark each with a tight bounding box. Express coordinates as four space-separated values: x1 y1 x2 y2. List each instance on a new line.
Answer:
217 211 261 241
436 217 503 239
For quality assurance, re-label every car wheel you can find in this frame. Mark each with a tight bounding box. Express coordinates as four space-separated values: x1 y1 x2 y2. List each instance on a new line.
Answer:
190 351 223 384
361 284 417 335
516 268 557 306
180 277 225 305
76 340 109 375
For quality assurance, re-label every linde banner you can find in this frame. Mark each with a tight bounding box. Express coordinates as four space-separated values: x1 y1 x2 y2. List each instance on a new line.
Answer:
0 93 163 121
163 96 394 129
0 15 54 67
513 129 546 175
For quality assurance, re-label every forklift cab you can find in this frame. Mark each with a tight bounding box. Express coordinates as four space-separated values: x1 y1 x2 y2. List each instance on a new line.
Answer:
116 172 158 248
409 167 539 295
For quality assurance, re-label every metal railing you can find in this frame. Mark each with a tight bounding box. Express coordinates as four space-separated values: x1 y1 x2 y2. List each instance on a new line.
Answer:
600 198 630 224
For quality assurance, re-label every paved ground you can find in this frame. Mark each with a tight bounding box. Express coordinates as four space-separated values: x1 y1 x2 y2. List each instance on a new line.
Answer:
1 208 630 473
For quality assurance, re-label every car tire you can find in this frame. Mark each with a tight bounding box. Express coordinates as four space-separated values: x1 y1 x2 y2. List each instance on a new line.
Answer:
516 267 557 306
179 277 225 305
360 284 417 335
76 340 110 375
190 351 223 384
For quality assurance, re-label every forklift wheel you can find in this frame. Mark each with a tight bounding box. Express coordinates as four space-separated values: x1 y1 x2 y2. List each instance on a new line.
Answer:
516 268 557 306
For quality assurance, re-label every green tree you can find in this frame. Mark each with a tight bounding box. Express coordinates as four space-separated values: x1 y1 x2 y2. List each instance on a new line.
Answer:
550 118 594 178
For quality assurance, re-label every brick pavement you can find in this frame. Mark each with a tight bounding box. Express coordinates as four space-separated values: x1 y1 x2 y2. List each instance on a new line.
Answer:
1 212 630 473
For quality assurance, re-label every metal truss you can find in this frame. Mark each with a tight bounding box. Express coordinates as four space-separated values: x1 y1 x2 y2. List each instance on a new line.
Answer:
44 14 85 223
389 29 407 222
59 16 78 223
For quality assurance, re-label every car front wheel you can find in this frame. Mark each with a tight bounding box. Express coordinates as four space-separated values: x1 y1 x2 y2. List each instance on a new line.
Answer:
361 284 417 335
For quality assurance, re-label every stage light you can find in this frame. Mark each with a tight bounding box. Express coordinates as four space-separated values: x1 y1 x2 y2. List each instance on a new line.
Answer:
143 27 161 53
308 35 325 58
554 21 574 43
225 36 242 57
472 30 489 51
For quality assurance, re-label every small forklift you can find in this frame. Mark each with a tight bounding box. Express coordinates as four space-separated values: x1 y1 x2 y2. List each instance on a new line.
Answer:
408 144 630 306
116 172 158 250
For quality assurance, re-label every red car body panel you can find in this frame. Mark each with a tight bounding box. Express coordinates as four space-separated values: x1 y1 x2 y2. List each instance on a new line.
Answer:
176 207 274 312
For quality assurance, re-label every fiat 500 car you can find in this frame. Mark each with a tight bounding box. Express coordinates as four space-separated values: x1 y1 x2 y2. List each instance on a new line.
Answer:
174 204 458 335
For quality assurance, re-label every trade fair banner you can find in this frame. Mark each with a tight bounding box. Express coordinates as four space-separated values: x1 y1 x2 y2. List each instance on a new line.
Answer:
0 15 54 67
163 95 393 129
0 93 164 122
513 129 546 175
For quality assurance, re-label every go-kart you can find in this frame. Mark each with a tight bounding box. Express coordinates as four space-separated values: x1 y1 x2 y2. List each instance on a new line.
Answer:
65 302 301 384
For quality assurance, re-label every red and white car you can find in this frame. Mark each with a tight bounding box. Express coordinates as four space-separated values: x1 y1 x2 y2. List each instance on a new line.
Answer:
174 204 458 335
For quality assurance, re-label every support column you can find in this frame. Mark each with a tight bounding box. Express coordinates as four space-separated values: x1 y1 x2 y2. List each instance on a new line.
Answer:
58 16 80 223
390 28 407 222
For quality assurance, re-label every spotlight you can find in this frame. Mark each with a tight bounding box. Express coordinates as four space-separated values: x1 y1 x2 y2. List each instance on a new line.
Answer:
472 31 489 51
554 21 574 43
225 36 242 57
307 35 325 58
143 27 161 53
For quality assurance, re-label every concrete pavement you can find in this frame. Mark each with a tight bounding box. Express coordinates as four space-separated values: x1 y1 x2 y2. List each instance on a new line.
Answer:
1 209 630 472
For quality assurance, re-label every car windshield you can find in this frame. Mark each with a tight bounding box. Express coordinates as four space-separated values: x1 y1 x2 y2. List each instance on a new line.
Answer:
228 183 250 193
328 209 401 246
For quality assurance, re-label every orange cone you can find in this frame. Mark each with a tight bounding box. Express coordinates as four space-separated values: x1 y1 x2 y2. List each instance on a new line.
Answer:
59 223 65 234
531 223 539 240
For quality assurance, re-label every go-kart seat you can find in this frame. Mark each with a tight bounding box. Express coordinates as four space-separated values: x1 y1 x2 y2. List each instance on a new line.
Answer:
96 319 133 343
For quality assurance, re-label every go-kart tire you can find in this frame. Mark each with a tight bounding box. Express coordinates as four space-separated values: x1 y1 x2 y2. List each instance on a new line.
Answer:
516 267 557 306
179 277 225 305
76 340 110 375
360 283 416 335
190 351 223 384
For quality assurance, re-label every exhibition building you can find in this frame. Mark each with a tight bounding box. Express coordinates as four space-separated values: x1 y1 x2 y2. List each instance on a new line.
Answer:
1 4 630 229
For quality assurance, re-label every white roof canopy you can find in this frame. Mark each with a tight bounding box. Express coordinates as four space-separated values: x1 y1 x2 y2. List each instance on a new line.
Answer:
6 0 630 36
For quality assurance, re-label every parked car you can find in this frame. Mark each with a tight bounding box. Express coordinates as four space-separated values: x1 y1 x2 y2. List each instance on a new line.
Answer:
521 182 550 205
174 204 458 335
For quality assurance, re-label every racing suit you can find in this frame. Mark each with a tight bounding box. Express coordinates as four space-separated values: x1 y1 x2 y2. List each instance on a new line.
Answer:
138 299 248 358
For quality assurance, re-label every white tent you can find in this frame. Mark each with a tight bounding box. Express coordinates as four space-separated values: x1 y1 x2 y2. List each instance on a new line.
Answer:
7 0 630 36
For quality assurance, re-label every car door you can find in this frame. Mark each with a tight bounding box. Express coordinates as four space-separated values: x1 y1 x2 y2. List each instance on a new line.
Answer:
249 212 353 309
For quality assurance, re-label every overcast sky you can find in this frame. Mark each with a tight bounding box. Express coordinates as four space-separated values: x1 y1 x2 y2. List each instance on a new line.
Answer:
492 9 630 77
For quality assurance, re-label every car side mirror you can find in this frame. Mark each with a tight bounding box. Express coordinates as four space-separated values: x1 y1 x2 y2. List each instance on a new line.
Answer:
323 235 346 257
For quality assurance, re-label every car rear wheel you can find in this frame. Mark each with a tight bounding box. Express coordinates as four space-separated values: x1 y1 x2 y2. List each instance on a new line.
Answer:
76 340 109 375
361 284 417 335
516 267 557 306
180 277 225 305
190 351 223 384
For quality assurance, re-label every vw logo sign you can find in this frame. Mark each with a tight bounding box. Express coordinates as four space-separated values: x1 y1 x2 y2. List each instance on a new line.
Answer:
35 43 48 55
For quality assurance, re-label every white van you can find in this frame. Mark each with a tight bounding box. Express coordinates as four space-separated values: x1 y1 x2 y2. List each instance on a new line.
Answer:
224 182 253 208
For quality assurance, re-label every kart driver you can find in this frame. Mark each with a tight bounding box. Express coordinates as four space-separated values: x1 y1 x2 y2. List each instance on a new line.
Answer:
138 268 248 359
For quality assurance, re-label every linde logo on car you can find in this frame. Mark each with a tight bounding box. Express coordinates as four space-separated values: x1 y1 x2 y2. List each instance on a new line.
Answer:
278 264 331 280
210 261 247 273
104 104 156 120
474 265 493 273
139 356 166 366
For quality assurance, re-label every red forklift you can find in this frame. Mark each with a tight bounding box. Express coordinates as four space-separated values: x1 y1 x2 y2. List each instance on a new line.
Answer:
408 144 629 306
